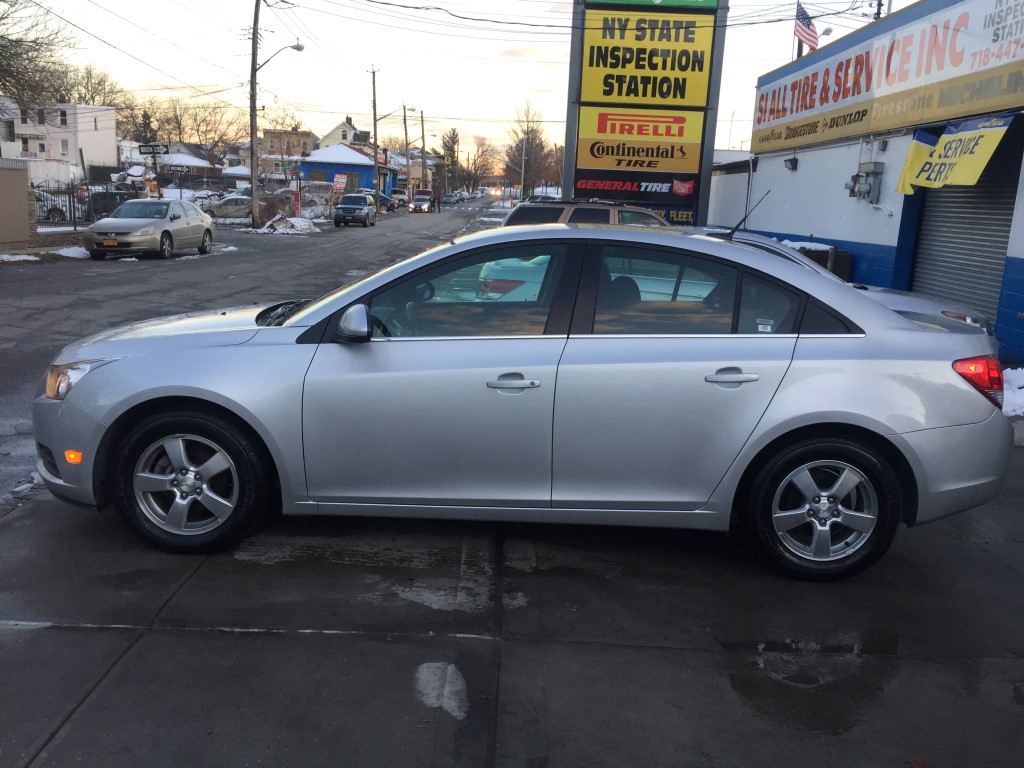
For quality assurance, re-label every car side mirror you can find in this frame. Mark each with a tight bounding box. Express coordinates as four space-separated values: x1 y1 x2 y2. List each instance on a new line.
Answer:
170 213 180 221
335 304 371 343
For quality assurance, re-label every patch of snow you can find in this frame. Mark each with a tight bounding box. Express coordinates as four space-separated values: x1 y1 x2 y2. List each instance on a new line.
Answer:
216 245 239 253
55 246 90 259
415 663 468 720
178 254 209 261
781 240 831 252
478 217 505 223
1004 367 1023 416
0 254 38 262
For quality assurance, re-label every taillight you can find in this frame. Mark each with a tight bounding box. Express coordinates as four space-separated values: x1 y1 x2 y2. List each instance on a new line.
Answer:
481 279 525 295
953 355 1003 408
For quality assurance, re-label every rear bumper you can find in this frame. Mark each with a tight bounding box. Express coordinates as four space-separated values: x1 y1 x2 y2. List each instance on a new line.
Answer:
896 410 1014 525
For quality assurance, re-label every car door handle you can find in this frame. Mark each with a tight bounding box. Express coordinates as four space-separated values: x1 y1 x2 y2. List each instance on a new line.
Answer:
487 379 541 389
704 372 759 383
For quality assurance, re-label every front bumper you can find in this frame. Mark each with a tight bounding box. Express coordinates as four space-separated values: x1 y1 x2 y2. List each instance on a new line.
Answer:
32 394 108 506
82 231 161 254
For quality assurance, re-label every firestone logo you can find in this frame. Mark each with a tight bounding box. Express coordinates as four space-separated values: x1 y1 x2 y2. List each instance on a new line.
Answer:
596 112 687 138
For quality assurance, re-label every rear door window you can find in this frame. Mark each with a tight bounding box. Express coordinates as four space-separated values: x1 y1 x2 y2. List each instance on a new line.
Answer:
567 207 612 224
505 206 563 225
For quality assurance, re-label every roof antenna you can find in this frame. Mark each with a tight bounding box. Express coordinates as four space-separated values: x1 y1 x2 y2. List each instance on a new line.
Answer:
726 190 770 239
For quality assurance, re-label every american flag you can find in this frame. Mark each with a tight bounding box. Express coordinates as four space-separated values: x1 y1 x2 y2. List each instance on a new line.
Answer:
794 2 819 51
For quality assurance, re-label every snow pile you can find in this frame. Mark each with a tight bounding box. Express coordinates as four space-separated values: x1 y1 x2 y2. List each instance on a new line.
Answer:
55 246 89 259
0 254 38 262
782 239 832 252
1004 367 1024 416
254 215 318 234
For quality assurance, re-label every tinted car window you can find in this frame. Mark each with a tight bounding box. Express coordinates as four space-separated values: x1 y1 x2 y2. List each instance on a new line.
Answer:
370 243 569 338
618 210 665 227
593 245 737 335
505 206 562 225
112 201 169 219
737 274 801 334
340 195 368 205
567 207 611 224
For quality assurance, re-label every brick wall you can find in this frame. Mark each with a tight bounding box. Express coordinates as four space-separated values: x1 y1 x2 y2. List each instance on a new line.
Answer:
0 189 85 252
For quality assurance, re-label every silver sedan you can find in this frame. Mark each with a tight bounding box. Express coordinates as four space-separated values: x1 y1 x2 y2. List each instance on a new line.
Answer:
33 225 1013 579
83 199 214 260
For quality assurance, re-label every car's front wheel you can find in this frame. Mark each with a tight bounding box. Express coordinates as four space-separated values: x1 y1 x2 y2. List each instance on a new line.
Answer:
747 437 901 580
157 233 173 259
362 214 368 228
90 250 107 261
112 409 271 552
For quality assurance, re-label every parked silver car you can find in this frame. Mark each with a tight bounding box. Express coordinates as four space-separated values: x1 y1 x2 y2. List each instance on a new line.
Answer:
82 199 214 260
33 225 1012 579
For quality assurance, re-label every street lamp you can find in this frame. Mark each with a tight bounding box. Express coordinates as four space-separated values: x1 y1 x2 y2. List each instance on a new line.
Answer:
250 3 303 227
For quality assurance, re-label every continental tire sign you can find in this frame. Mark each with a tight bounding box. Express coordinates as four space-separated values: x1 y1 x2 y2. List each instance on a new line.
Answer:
565 0 726 225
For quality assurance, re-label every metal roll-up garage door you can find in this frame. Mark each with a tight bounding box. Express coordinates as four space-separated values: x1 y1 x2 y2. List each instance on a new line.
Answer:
911 118 1023 320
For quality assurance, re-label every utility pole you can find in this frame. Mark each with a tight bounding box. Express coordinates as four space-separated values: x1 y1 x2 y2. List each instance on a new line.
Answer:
403 105 411 192
370 66 378 207
249 0 261 227
420 110 427 192
520 137 527 201
874 0 883 20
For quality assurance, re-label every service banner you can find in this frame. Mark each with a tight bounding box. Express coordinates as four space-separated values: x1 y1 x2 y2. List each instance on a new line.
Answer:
576 106 704 174
896 112 1015 193
752 0 1024 152
581 8 714 108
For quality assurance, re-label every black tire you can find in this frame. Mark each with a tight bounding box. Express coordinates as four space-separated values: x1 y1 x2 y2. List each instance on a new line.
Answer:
90 251 107 261
747 437 901 580
198 230 213 255
334 221 341 228
370 216 376 227
158 233 173 259
361 215 368 228
47 207 66 221
112 409 271 553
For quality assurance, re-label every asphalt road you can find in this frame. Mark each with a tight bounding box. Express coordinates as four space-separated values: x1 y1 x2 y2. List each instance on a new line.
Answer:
1 201 1023 767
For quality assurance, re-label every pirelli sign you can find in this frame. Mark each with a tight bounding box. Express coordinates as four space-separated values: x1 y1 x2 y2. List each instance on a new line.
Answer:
565 0 727 224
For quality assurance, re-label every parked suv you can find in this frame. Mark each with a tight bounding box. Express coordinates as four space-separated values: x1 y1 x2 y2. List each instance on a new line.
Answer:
333 193 377 227
503 200 669 227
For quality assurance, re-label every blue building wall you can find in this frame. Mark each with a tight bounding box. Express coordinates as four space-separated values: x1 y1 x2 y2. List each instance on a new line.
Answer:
996 258 1024 366
298 161 373 191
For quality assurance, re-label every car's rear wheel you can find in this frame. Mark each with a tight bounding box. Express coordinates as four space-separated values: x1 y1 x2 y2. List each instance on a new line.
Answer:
747 437 901 580
157 233 172 259
112 410 271 552
46 207 66 221
198 230 213 254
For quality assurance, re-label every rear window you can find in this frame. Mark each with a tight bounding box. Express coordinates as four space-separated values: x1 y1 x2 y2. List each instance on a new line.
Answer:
567 207 611 224
504 206 563 225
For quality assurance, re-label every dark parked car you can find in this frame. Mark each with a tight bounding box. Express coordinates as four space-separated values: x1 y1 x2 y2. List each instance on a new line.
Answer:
89 190 137 219
334 193 377 227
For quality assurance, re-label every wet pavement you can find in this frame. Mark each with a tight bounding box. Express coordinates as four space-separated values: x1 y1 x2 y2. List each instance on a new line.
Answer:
2 448 1022 768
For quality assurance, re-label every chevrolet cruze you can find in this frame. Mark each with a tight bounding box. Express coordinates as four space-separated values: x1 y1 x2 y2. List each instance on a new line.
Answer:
33 225 1012 579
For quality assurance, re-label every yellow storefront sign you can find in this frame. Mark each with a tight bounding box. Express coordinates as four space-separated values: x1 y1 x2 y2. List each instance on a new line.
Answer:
581 9 713 107
576 107 703 173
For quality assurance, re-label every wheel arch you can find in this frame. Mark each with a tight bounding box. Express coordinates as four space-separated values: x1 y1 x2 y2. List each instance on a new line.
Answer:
92 395 282 512
730 423 919 530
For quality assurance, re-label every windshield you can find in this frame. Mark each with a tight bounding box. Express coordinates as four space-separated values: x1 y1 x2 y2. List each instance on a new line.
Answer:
340 195 367 205
111 200 169 219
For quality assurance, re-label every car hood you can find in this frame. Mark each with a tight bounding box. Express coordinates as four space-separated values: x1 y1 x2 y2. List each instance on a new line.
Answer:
90 216 163 231
53 305 268 363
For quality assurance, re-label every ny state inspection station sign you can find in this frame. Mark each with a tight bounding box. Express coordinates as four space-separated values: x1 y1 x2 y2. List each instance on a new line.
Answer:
566 0 726 225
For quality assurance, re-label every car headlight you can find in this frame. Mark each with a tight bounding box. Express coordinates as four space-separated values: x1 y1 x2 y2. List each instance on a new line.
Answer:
45 359 114 400
130 226 156 237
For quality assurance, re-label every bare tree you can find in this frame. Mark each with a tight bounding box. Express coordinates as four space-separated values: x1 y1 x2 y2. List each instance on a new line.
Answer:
153 98 190 145
49 64 124 107
193 101 248 165
504 103 552 198
379 134 405 154
462 136 498 192
0 0 69 109
115 93 160 144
